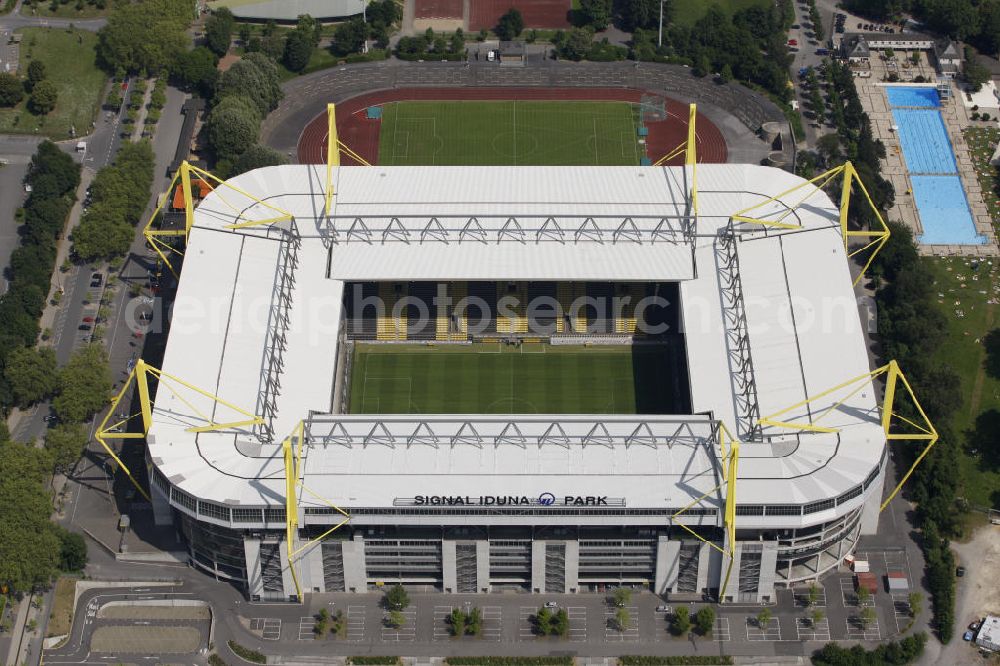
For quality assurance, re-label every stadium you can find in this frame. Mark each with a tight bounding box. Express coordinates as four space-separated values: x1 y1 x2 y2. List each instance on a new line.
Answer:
113 95 933 605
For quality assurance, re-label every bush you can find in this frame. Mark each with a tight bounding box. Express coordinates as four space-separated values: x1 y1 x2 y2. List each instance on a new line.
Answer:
226 640 265 664
0 72 24 106
208 655 228 666
446 660 573 666
812 632 926 665
619 658 734 665
348 659 401 666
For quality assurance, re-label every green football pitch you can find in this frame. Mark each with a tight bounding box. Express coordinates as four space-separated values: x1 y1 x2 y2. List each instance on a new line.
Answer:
377 101 643 166
348 343 686 415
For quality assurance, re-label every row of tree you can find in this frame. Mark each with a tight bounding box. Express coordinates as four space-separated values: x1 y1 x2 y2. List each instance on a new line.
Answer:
811 632 926 665
396 28 467 62
71 140 155 262
0 140 91 595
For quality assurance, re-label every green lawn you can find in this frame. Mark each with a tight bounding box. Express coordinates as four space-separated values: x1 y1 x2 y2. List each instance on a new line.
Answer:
377 101 643 166
671 0 771 26
964 127 1000 230
348 343 685 414
924 256 1000 508
0 28 107 140
20 1 110 18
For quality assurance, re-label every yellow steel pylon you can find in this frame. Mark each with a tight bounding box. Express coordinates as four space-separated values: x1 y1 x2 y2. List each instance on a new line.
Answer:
671 421 739 601
757 360 938 511
280 420 351 601
729 161 891 286
95 359 265 502
652 103 699 217
142 161 295 274
324 103 373 217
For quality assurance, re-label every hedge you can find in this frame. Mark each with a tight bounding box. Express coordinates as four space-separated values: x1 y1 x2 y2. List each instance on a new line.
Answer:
227 640 265 664
620 658 734 666
348 659 402 665
446 660 573 666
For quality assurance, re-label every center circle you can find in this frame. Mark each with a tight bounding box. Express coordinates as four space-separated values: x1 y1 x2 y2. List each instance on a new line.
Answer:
490 130 540 160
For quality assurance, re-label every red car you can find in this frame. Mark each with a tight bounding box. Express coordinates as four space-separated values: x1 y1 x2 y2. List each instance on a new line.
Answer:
82 316 95 323
788 39 798 46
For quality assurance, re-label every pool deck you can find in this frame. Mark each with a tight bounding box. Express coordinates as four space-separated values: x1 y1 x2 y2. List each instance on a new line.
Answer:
854 69 998 256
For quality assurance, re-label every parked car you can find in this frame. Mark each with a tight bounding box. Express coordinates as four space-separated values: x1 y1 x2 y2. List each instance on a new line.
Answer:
78 324 92 331
788 39 798 46
82 316 94 323
90 272 103 288
964 631 975 641
655 605 672 613
544 601 559 609
970 620 981 631
956 566 966 577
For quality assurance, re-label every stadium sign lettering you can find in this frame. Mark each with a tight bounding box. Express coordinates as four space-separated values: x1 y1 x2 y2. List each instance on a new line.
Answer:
411 495 610 506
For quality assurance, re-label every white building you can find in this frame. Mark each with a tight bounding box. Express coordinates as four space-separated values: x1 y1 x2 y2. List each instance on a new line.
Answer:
977 615 1000 651
145 164 886 603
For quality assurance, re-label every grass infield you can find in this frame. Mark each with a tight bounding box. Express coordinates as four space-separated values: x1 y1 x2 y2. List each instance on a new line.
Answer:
348 343 686 415
376 100 643 166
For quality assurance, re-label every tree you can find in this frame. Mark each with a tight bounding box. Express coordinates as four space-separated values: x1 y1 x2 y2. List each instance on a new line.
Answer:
215 52 283 116
206 95 262 159
466 606 482 635
386 610 405 628
806 583 820 607
72 212 134 261
859 606 876 629
579 0 611 30
719 63 733 83
817 133 841 161
204 7 235 56
0 72 24 106
28 79 57 115
44 422 88 472
26 60 47 93
612 587 631 606
332 17 367 56
671 606 690 635
620 0 663 31
926 0 980 40
4 346 58 406
170 46 218 94
384 583 409 610
96 0 191 73
694 606 715 635
757 607 772 628
908 591 923 617
495 8 524 40
534 607 552 634
52 344 112 423
857 583 871 606
559 27 593 60
231 144 288 176
551 608 568 636
613 607 630 632
54 526 87 571
449 608 466 635
283 28 314 72
963 47 991 92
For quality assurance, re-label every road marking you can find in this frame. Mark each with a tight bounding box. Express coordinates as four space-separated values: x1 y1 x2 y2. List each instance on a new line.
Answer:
298 616 315 640
845 615 881 640
604 605 639 642
379 608 416 642
713 617 731 642
346 604 365 642
746 617 781 641
795 617 831 641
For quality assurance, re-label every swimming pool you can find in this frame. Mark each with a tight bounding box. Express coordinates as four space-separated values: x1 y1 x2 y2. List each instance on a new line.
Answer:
885 87 941 108
885 86 986 245
891 108 957 174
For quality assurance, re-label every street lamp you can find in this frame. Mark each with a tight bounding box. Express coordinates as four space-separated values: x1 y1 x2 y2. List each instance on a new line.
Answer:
658 0 664 48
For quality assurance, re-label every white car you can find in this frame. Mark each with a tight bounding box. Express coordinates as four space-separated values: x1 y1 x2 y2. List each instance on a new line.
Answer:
656 605 672 613
487 50 496 62
543 601 558 609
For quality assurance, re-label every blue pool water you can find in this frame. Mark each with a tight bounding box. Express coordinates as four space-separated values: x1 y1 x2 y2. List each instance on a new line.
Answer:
891 108 957 174
885 87 941 108
885 86 986 245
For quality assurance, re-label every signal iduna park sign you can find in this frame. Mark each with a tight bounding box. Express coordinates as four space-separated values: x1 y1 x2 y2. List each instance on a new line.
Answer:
394 493 625 507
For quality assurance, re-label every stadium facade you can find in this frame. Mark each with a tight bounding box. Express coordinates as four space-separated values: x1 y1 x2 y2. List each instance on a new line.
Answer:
143 163 886 603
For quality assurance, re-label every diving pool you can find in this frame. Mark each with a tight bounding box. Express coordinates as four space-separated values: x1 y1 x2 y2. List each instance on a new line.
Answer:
885 86 986 245
885 87 941 108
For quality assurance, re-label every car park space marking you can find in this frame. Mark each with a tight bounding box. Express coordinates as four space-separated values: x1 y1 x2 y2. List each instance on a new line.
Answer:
298 616 315 640
838 576 873 607
603 605 639 641
795 617 831 641
481 605 502 641
249 617 281 640
518 606 538 640
713 617 731 641
845 615 881 640
891 592 913 633
433 605 453 641
793 586 827 608
380 609 416 641
567 606 587 642
746 617 781 641
346 604 366 642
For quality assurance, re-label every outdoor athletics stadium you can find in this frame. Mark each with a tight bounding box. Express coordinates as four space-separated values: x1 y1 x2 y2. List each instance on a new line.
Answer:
109 97 938 605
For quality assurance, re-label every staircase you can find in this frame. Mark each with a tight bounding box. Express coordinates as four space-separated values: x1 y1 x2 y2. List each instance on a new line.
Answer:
377 283 406 341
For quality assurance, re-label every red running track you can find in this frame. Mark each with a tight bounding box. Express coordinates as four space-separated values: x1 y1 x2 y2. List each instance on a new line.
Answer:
468 0 571 30
414 0 463 20
297 87 728 167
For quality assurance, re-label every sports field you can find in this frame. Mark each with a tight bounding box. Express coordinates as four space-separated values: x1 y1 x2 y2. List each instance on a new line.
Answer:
377 101 643 166
348 343 688 414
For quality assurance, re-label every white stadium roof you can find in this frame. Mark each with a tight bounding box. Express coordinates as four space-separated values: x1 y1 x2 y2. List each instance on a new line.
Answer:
147 164 884 523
